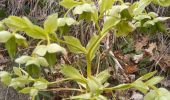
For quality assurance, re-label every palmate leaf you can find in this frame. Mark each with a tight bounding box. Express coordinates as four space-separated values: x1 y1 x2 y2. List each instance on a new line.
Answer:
87 76 102 93
0 71 11 85
153 0 170 7
73 3 96 14
44 52 56 67
4 16 46 39
47 43 67 55
33 81 48 90
96 69 110 84
107 4 129 17
145 76 163 86
0 22 4 31
73 3 98 22
115 21 135 37
33 43 67 56
144 88 170 100
133 0 152 15
99 0 115 14
60 65 87 83
58 17 78 27
137 71 157 81
143 17 170 27
24 25 46 39
59 0 82 9
5 36 17 59
13 67 22 76
44 13 58 34
64 36 87 54
4 16 30 31
132 80 149 94
15 55 32 64
0 31 12 43
15 34 28 47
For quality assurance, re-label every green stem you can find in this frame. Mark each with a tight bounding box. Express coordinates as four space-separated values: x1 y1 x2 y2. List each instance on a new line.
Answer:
49 78 73 85
64 7 74 17
86 55 91 77
46 35 50 45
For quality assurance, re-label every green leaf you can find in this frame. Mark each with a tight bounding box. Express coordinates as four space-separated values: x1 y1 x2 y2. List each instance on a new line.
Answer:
15 55 32 64
0 22 4 31
64 36 86 54
86 34 99 61
99 0 115 14
4 16 45 39
58 17 78 27
47 43 67 55
148 12 158 18
20 87 33 94
96 70 110 84
132 80 149 94
144 88 170 100
73 3 96 15
30 89 38 97
115 21 135 37
74 3 98 22
106 84 132 90
24 25 46 39
60 65 86 83
5 36 17 58
4 16 29 31
0 71 11 85
143 17 170 27
9 76 34 89
107 4 129 17
153 0 170 7
13 67 22 76
0 31 12 43
103 17 120 32
44 13 58 34
33 45 47 56
44 52 56 67
133 0 152 15
134 14 151 21
59 0 82 9
156 22 167 33
137 71 157 81
33 81 48 90
15 34 28 47
36 57 49 67
145 76 163 86
26 60 41 78
87 76 102 93
70 93 91 99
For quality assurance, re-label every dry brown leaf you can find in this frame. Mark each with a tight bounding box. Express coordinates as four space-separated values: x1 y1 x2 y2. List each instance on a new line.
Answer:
145 43 157 55
134 36 149 51
130 91 143 100
124 64 138 74
133 54 144 63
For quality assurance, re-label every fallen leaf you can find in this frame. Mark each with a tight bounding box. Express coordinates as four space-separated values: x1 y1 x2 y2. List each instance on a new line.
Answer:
134 36 149 51
133 54 144 63
124 64 138 74
130 91 143 100
145 43 157 55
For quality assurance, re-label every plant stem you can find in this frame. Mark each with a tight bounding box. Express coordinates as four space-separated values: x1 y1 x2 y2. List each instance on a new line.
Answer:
49 78 73 85
86 55 91 77
46 35 50 45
